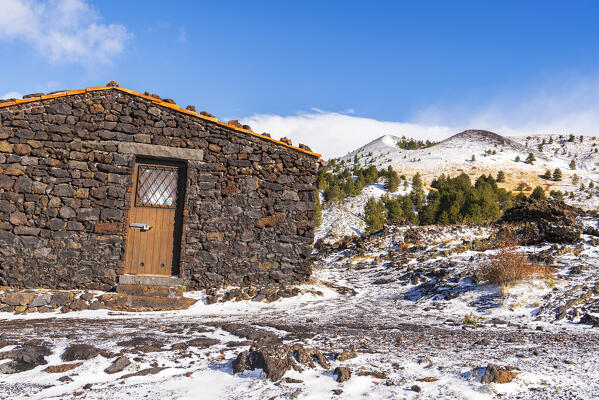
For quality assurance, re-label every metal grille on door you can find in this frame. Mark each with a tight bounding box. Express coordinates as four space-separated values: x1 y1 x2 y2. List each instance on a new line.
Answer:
136 165 178 208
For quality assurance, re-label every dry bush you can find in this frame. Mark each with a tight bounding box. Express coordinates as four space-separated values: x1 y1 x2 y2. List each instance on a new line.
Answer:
480 236 553 287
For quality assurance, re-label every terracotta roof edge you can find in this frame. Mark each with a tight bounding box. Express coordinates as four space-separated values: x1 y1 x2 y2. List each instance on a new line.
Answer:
0 86 321 158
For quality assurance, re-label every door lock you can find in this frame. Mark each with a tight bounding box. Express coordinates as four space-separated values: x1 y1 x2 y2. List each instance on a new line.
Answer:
129 223 152 232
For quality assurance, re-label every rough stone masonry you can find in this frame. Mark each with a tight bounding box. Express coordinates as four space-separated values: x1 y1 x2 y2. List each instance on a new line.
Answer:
0 86 320 290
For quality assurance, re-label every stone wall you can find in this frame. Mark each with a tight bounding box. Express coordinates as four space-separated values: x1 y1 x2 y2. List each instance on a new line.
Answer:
0 89 319 290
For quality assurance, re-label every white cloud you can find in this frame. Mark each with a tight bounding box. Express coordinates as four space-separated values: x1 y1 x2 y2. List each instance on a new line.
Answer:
243 110 454 159
1 91 23 99
244 73 599 159
0 0 131 67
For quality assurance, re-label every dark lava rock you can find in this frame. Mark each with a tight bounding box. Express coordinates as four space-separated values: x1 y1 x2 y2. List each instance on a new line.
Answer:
186 337 220 348
0 345 52 373
481 364 517 384
62 344 111 361
121 367 167 379
104 356 131 374
233 343 328 381
579 313 599 327
116 337 153 347
221 323 281 346
335 351 357 361
333 367 352 383
499 198 583 244
372 278 395 285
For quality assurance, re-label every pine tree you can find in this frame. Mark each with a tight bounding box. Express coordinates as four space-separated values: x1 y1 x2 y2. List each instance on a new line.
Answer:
525 152 536 165
531 186 546 200
550 190 564 201
515 155 521 162
314 191 322 227
383 196 403 222
410 172 425 211
569 159 576 170
496 170 505 183
364 197 387 234
384 166 400 192
543 169 552 180
553 168 562 181
569 134 575 142
471 154 476 161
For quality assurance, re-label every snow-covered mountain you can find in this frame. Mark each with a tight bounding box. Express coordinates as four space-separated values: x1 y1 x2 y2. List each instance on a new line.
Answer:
318 130 599 241
341 129 598 198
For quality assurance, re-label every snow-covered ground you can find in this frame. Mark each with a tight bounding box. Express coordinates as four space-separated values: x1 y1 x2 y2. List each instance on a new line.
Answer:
2 222 599 399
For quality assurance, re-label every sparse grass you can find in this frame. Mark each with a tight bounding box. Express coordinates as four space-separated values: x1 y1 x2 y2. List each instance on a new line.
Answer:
464 312 485 327
479 236 554 287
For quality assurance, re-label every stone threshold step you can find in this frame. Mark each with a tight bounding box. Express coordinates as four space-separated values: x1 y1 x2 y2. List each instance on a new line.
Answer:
118 275 183 287
100 294 196 312
116 284 182 298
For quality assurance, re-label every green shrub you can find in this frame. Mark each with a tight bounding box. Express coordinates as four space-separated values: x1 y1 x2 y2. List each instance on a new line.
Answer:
530 186 546 200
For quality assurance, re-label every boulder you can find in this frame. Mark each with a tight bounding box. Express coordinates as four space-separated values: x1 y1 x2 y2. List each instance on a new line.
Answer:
104 356 131 374
0 345 51 373
0 292 37 306
481 364 517 384
333 367 352 383
62 344 111 361
233 343 328 381
44 362 83 373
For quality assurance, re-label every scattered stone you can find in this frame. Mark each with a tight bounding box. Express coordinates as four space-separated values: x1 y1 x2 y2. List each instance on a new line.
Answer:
186 337 220 349
45 362 83 373
411 384 422 392
121 367 167 379
335 351 357 361
62 344 111 361
282 377 303 384
104 356 131 374
233 343 328 381
417 377 439 382
0 345 52 373
579 313 599 327
333 367 352 383
481 364 517 384
358 370 387 379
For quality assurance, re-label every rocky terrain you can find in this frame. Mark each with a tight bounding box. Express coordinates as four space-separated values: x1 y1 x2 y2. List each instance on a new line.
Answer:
1 208 599 399
2 130 599 399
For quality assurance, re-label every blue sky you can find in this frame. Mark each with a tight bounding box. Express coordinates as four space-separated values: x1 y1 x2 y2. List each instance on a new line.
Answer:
1 0 599 157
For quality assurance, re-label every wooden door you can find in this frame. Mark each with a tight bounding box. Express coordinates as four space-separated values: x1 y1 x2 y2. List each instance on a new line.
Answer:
124 160 183 276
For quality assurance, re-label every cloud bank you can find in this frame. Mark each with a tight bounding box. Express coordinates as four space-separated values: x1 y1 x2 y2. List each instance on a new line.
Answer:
0 0 131 67
243 111 454 158
244 74 599 158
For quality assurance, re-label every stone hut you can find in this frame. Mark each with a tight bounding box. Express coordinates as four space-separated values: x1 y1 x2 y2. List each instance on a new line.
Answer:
0 83 321 291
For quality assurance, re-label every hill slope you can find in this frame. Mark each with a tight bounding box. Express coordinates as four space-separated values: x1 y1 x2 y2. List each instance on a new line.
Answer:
318 130 599 241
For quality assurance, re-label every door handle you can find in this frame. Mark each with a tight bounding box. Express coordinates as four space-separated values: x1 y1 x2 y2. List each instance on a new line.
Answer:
130 223 152 231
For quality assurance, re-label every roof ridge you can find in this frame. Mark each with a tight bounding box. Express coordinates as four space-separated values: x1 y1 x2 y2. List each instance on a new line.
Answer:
0 85 321 158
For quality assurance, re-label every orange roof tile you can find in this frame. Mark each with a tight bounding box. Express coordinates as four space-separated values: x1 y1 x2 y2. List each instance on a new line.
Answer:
0 86 321 158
